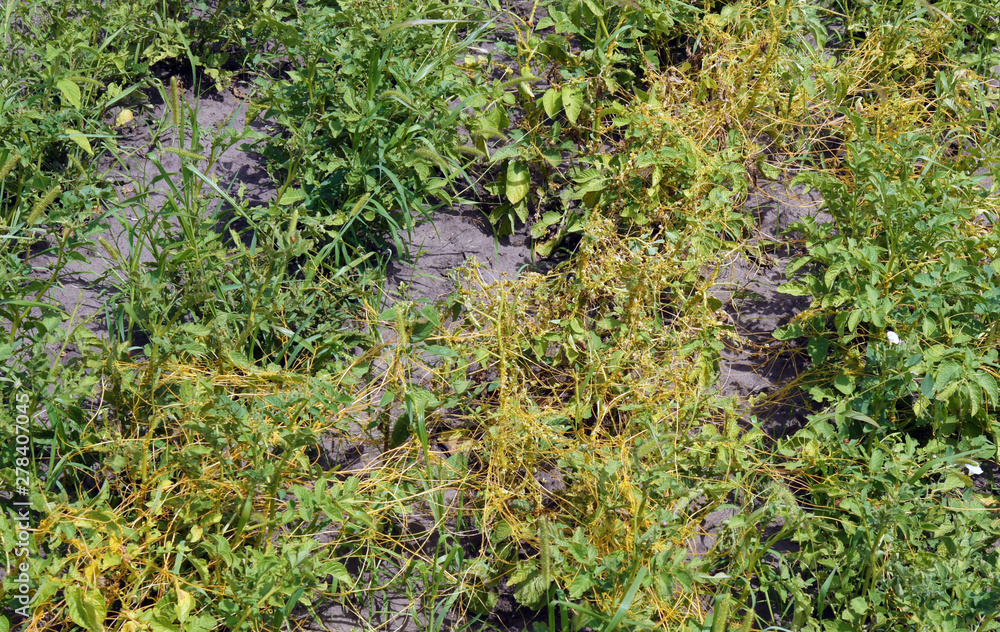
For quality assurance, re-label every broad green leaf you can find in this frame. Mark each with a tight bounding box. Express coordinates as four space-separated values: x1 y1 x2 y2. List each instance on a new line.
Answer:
329 561 355 588
974 372 999 405
180 323 212 336
784 256 811 277
493 520 513 542
921 373 935 399
969 382 983 417
848 597 868 615
824 260 846 289
934 362 962 392
562 86 583 124
278 188 306 205
541 88 562 118
490 143 521 164
390 414 412 449
834 373 855 395
57 78 82 109
773 322 805 340
583 0 605 16
569 574 594 599
777 281 811 296
864 284 879 306
489 204 516 236
807 336 830 365
65 586 106 632
530 211 563 239
847 309 863 333
514 570 549 608
760 161 781 180
64 129 93 156
531 211 563 239
505 160 530 205
176 589 193 624
923 314 938 337
513 198 529 223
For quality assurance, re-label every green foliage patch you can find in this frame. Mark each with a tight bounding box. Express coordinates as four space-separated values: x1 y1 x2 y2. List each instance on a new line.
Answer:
2 0 1000 630
254 0 494 266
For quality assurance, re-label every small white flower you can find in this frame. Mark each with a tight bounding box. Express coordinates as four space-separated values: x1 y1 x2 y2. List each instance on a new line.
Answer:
965 462 984 476
887 331 902 345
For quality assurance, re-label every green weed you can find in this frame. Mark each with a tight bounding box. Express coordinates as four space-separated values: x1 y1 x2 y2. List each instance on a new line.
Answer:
254 0 493 267
776 127 1000 442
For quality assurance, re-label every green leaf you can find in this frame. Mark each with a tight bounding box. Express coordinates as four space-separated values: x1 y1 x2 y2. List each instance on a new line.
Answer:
969 381 983 417
65 586 107 632
329 561 355 589
760 161 782 180
489 204 516 236
493 520 513 542
583 0 605 17
774 322 805 340
380 18 468 35
848 596 868 615
934 362 962 393
278 188 306 205
505 160 530 205
824 260 846 289
807 336 830 365
490 144 521 164
784 256 811 277
541 88 562 118
57 78 82 109
777 281 812 296
864 284 879 307
847 309 863 333
562 85 583 124
974 372 999 405
921 373 935 399
834 374 855 395
176 589 193 624
533 234 561 258
64 128 94 156
530 211 563 239
514 570 549 608
163 147 208 162
569 573 594 599
390 413 412 449
422 344 457 358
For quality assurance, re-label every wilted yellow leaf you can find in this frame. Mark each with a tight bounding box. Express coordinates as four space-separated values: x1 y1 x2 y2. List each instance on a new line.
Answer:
115 109 134 127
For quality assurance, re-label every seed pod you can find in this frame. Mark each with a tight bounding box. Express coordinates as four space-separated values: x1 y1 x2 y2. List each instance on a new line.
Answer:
170 76 182 127
27 185 61 224
711 594 731 632
0 152 19 181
